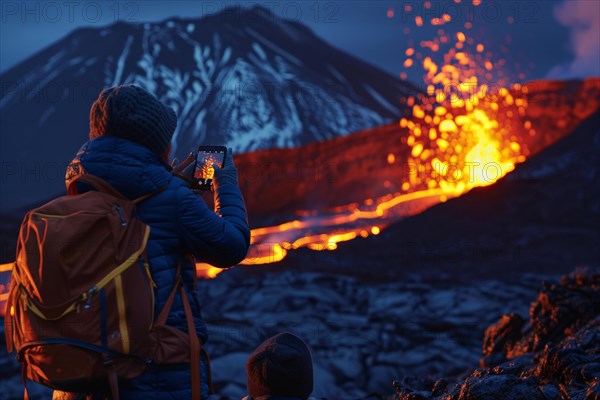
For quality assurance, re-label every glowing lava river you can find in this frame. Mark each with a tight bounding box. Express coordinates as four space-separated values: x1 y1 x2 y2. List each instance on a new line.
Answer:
197 187 451 278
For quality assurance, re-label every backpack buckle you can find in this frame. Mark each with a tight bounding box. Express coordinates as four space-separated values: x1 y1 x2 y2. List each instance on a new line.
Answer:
83 286 98 310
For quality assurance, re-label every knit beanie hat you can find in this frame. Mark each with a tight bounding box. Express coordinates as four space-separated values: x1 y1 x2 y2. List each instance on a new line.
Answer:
89 84 177 157
246 332 313 399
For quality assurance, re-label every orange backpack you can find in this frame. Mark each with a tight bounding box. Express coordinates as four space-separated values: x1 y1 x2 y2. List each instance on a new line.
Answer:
4 174 205 400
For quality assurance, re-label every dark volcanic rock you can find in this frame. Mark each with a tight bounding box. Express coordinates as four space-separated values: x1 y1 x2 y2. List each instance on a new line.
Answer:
455 374 544 400
481 313 525 367
530 274 600 351
393 270 600 400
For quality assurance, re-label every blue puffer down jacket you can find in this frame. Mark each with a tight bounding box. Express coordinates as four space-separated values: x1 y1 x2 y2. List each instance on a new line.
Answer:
61 136 250 397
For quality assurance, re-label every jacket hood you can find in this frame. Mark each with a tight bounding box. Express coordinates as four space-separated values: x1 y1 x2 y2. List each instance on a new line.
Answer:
65 136 173 199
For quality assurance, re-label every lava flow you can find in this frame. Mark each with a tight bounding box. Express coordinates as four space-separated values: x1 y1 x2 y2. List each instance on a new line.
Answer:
197 0 531 278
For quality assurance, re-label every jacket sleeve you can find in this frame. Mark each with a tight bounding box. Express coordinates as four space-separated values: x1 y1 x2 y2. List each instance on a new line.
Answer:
176 181 250 268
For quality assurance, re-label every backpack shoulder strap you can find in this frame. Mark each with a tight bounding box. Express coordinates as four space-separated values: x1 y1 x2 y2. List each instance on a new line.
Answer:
155 261 182 326
132 181 170 205
181 284 201 399
68 173 169 204
152 259 203 398
67 173 125 198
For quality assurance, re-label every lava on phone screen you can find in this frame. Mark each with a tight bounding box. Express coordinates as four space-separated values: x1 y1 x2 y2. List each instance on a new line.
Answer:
194 153 221 180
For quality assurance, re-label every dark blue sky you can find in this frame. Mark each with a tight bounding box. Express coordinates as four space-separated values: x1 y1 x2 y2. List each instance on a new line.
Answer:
1 1 598 83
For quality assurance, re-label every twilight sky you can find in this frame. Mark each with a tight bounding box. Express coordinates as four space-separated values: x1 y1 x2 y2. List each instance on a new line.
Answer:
1 0 599 83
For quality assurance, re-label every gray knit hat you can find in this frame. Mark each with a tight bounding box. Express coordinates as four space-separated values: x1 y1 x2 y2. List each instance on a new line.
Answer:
89 84 177 156
246 332 313 399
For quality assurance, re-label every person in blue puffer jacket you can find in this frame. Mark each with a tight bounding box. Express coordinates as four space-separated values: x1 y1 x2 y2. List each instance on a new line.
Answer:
52 84 250 399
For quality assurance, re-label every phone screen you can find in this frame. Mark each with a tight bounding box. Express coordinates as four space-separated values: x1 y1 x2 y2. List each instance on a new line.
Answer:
194 148 226 188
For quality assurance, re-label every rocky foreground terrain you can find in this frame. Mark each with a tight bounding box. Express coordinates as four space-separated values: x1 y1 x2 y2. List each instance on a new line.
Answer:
393 269 600 400
200 269 551 398
1 268 597 399
0 269 547 399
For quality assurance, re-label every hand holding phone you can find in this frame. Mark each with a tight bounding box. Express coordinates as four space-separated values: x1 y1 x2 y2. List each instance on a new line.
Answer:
211 148 238 189
194 146 227 190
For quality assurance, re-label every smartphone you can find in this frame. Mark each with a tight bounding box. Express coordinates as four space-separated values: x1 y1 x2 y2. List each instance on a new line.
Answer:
193 146 227 190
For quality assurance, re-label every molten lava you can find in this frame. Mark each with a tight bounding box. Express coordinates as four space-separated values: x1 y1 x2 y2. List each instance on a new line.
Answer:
199 0 532 278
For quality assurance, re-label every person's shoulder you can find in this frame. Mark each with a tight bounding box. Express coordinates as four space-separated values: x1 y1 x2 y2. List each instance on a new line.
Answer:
166 174 202 205
169 174 186 185
166 173 193 191
141 173 191 206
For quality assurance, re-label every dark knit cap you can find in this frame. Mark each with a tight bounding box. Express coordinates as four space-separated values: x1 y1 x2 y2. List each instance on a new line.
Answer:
246 332 313 399
89 84 177 157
